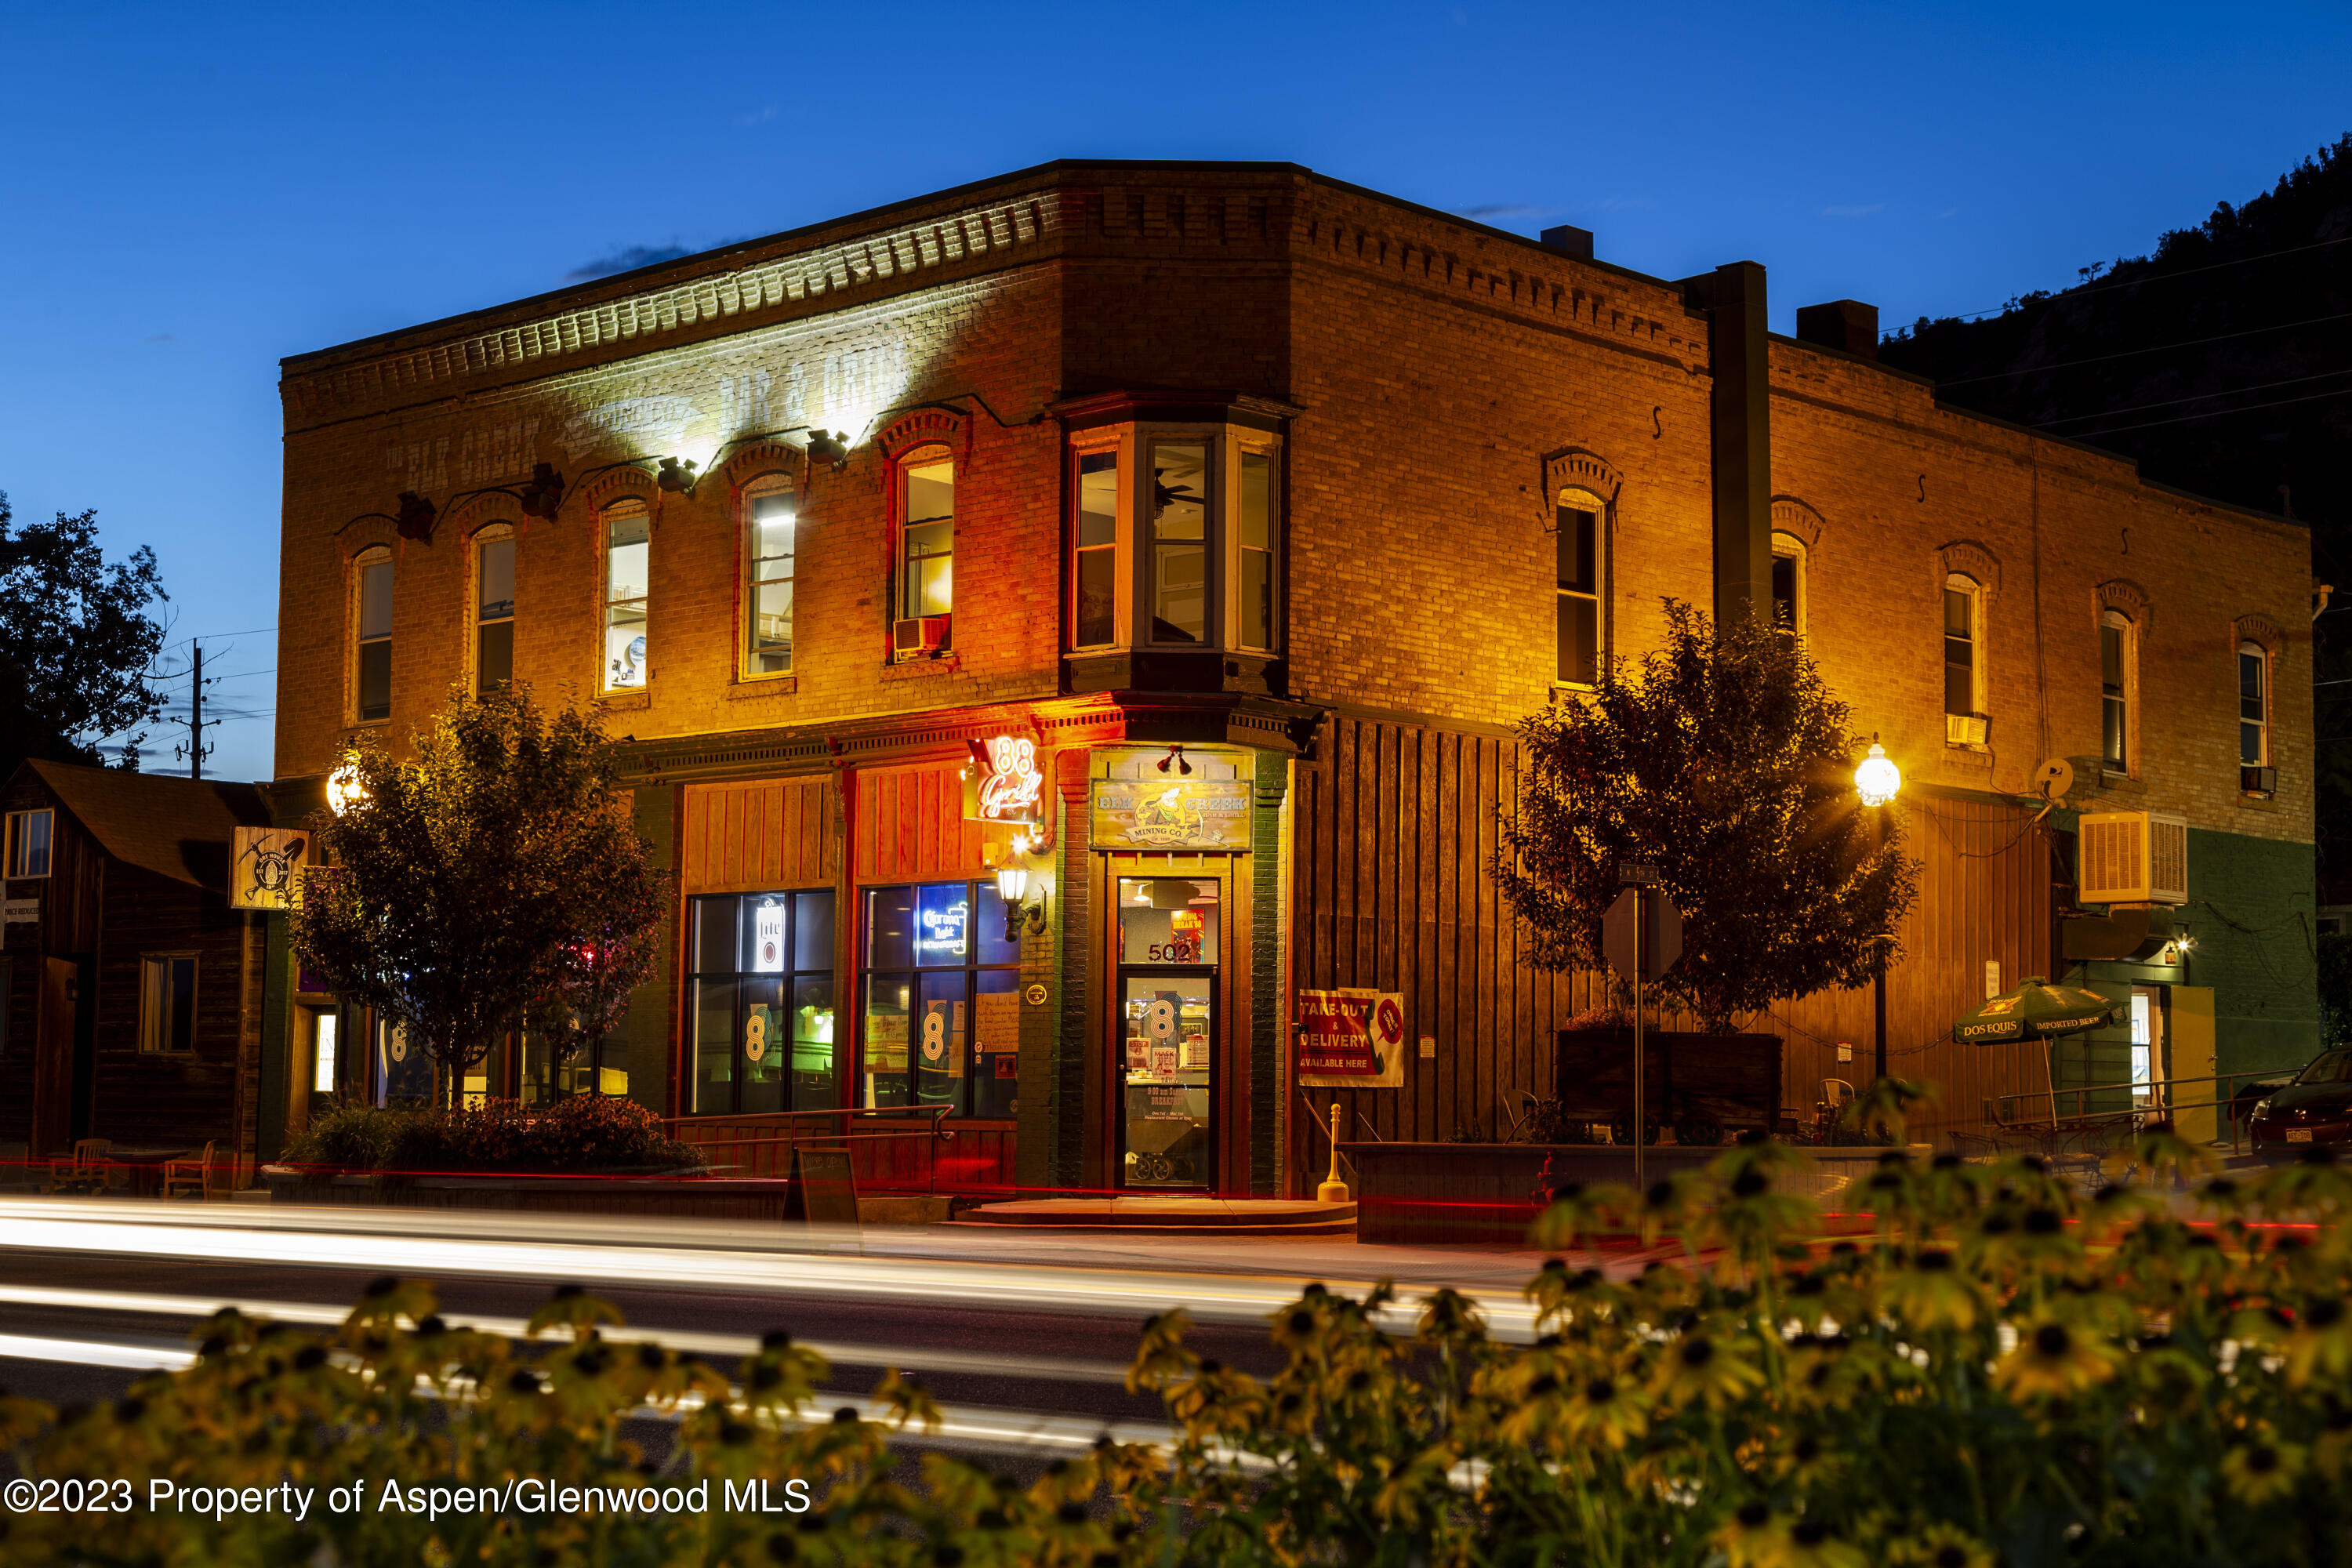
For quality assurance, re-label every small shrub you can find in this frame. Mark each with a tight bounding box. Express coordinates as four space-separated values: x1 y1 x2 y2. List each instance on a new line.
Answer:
281 1097 705 1176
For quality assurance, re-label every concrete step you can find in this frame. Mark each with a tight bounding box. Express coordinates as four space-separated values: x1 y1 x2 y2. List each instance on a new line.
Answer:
949 1197 1358 1236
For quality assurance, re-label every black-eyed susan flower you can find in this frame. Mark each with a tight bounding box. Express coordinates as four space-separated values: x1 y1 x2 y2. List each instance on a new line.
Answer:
2221 1435 2307 1504
1884 1521 1996 1568
1879 1249 1981 1334
1655 1332 1767 1410
1560 1371 1650 1450
1993 1319 2117 1400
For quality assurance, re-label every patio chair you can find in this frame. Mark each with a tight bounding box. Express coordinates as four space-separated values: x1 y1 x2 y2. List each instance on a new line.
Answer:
160 1141 217 1201
45 1138 114 1194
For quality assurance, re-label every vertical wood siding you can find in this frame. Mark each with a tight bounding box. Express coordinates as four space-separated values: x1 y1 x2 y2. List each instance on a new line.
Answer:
1290 715 2060 1189
680 776 835 893
852 764 990 884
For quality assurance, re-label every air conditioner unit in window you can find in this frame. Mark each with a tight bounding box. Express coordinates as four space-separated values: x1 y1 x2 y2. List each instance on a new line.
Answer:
2241 765 2278 795
2078 811 2188 906
1945 712 1990 746
892 615 949 656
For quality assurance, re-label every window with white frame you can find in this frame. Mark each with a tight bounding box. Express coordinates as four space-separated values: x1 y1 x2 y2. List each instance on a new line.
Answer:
743 476 796 677
1236 445 1279 651
1943 574 1982 718
354 547 394 721
2100 610 2135 773
475 527 515 695
898 449 955 627
602 500 650 690
5 808 53 879
1072 446 1120 648
1769 532 1806 641
2240 640 2270 767
139 954 198 1053
1149 441 1211 644
1555 489 1604 686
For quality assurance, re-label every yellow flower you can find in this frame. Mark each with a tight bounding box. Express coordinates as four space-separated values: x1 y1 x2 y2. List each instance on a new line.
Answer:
1880 1250 1982 1333
1560 1370 1650 1450
1993 1319 2116 1401
1773 1430 1847 1492
2221 1436 2307 1504
2285 1297 2352 1389
1717 1508 1869 1568
1654 1332 1768 1411
1884 1522 1997 1568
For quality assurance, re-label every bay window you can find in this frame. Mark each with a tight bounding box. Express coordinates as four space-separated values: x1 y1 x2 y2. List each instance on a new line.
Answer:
898 450 954 630
1149 442 1210 642
1073 448 1119 647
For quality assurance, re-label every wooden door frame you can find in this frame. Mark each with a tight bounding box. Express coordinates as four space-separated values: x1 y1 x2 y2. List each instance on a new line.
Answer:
31 955 78 1159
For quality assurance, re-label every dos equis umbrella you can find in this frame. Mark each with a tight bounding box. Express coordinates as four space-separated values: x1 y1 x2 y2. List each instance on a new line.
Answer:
1953 977 2117 1044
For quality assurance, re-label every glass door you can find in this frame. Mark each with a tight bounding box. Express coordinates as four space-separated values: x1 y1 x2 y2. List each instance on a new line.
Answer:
1115 877 1219 1190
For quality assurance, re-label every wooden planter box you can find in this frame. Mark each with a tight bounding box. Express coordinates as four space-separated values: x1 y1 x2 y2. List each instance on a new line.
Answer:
1338 1142 1904 1246
260 1167 799 1223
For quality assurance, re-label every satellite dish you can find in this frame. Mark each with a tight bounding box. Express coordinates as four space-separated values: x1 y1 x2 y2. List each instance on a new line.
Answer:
2031 757 2074 803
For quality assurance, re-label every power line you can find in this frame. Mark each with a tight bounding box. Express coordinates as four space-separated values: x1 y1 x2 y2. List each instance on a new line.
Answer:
1926 232 2352 326
2063 383 2352 441
2038 364 2352 428
1935 307 2352 388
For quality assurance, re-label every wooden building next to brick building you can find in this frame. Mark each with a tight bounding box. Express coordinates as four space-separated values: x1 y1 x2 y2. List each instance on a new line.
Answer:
1 762 273 1166
253 160 2323 1197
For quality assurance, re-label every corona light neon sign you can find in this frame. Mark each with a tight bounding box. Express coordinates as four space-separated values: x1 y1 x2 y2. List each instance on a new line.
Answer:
966 735 1045 827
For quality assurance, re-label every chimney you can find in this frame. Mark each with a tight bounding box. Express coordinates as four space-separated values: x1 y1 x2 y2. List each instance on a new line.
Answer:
1795 299 1879 359
1538 224 1594 260
1679 262 1773 629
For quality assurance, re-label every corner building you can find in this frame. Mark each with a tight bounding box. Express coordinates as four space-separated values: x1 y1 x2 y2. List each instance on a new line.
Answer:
268 161 2321 1192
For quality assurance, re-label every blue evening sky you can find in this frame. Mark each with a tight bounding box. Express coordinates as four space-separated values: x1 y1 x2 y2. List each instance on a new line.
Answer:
4 1 2347 782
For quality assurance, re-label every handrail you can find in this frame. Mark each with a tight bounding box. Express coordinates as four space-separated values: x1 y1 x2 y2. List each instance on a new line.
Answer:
659 1105 961 1195
1991 1069 2292 1155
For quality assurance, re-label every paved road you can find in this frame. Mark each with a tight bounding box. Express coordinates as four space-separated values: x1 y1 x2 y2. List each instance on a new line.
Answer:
0 1199 1565 1460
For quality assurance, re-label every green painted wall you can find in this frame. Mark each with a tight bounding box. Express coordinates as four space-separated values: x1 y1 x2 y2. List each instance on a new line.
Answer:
2186 826 2321 1078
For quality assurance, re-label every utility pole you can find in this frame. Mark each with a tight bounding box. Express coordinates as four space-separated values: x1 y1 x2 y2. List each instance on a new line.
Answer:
173 642 216 780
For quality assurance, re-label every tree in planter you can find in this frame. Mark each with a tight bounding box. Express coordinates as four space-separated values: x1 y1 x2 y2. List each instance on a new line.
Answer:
292 685 670 1105
1494 600 1918 1035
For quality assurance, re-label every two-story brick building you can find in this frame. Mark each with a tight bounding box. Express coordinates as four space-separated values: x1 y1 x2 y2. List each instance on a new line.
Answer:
260 160 2321 1194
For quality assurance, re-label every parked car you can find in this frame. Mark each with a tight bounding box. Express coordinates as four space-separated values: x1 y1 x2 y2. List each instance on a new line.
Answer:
2245 1049 2352 1149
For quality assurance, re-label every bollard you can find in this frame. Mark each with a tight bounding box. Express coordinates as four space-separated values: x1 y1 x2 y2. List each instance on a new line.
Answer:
1316 1101 1351 1203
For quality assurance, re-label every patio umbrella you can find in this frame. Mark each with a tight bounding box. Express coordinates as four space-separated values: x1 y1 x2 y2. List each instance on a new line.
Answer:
1953 976 2117 1044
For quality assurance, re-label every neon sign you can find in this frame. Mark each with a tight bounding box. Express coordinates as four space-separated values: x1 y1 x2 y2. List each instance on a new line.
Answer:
966 735 1044 826
919 898 969 958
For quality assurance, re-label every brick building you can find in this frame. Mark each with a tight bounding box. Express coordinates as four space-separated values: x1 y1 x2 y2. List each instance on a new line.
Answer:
257 160 2321 1192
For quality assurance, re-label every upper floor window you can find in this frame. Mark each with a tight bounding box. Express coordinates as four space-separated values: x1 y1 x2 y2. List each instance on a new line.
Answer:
1073 448 1120 648
1236 446 1279 651
744 477 796 677
5 808 53 879
475 527 515 695
2100 610 2135 772
354 546 394 722
1149 442 1211 643
1943 575 1982 718
1555 489 1604 687
603 501 650 691
2240 641 2270 766
899 451 955 624
1769 533 1806 641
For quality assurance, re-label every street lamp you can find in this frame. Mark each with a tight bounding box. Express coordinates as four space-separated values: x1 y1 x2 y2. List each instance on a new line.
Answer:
1853 735 1902 1090
325 764 367 817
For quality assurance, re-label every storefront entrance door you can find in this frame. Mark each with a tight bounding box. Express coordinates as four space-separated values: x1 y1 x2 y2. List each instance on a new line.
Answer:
1115 877 1221 1191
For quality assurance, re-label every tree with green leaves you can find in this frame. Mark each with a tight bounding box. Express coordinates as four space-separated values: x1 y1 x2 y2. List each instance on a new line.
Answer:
1494 600 1918 1033
0 492 169 778
292 685 670 1103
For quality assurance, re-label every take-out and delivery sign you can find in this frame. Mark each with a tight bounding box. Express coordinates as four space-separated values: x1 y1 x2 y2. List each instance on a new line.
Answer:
1295 987 1406 1087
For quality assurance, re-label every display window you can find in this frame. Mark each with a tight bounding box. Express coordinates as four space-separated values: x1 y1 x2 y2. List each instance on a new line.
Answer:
688 891 837 1114
860 880 1019 1117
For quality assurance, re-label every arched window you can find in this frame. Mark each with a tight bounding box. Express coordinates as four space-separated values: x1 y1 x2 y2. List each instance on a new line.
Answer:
2239 640 2270 768
353 546 394 721
474 525 515 694
1769 532 1806 640
602 499 650 691
895 447 954 653
2100 609 2135 773
1943 574 1983 721
1555 487 1606 687
742 474 796 677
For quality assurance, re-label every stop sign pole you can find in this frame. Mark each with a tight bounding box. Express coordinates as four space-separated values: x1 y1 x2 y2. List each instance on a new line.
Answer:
1602 867 1682 1190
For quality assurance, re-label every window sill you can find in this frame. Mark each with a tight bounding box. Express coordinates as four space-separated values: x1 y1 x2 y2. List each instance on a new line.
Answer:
2097 771 2146 794
597 689 652 713
727 676 797 699
2238 793 2280 812
882 654 960 681
1940 745 1993 768
343 720 390 734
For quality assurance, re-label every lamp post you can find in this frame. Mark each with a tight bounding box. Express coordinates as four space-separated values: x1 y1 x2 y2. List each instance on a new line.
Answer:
1853 739 1903 1087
